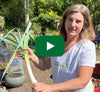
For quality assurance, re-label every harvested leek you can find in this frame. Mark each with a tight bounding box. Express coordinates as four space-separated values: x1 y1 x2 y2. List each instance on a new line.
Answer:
0 22 37 84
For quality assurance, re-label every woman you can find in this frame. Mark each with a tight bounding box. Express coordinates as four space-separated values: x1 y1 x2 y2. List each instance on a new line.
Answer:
23 4 96 92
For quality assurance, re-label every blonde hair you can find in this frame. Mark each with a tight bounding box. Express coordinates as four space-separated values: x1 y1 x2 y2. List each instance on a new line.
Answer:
60 4 95 41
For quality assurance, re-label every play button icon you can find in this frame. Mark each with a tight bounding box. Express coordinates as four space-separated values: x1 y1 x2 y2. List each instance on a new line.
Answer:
47 42 54 51
35 36 64 56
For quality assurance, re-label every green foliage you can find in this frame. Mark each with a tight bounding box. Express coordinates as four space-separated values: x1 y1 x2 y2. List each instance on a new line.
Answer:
0 16 5 29
45 28 60 36
0 0 25 28
28 23 42 46
0 0 100 31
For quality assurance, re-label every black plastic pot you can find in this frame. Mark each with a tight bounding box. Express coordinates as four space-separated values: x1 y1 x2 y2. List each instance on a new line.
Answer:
0 68 5 80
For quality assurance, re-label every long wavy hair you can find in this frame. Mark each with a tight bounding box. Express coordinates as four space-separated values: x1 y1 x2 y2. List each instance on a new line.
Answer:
60 4 95 41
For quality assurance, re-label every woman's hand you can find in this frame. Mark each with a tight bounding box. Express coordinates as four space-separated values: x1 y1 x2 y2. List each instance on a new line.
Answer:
32 82 52 92
18 47 39 63
18 47 32 59
24 47 35 60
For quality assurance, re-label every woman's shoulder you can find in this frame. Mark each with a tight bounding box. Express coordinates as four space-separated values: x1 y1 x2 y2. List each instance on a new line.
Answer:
81 39 95 49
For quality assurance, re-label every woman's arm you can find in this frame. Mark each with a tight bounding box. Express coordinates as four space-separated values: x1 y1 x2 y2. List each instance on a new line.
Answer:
50 66 94 91
33 66 94 92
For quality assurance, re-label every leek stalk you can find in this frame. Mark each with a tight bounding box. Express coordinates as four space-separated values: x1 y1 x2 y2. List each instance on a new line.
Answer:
0 22 37 84
24 50 37 84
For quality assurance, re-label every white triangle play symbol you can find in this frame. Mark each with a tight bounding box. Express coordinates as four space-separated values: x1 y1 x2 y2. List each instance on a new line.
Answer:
47 42 54 51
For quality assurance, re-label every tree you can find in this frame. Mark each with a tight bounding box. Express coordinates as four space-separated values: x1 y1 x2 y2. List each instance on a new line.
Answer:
24 0 29 26
0 0 100 31
0 0 25 28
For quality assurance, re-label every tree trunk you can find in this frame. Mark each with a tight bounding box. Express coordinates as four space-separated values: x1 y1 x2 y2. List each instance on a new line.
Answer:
24 0 29 27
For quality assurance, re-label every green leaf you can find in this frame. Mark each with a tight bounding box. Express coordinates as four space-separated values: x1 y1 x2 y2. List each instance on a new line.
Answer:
7 33 20 44
23 32 29 48
17 29 22 41
29 31 35 41
0 37 18 47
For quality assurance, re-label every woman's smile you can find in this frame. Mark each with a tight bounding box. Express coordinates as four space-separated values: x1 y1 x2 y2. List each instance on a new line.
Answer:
65 12 84 38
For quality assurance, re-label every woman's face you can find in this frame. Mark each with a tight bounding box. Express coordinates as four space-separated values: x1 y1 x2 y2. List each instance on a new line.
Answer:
65 12 84 38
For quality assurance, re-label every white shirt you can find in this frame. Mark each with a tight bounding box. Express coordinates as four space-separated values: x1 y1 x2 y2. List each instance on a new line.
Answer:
51 40 96 92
